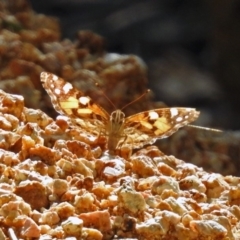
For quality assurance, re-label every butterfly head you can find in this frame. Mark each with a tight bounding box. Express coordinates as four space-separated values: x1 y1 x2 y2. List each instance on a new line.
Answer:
110 110 125 126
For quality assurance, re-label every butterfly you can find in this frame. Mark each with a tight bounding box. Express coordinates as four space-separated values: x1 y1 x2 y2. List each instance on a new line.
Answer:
41 72 200 155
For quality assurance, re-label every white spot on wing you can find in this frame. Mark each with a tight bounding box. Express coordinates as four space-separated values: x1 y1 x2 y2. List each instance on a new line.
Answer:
79 96 90 105
63 82 73 94
149 111 159 120
52 75 58 81
54 89 61 95
170 108 178 117
176 116 183 122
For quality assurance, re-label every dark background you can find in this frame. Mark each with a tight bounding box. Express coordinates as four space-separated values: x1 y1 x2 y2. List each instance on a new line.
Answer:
29 0 240 130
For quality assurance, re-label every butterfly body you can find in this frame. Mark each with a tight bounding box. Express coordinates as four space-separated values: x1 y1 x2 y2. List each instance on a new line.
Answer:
107 110 126 154
41 72 200 155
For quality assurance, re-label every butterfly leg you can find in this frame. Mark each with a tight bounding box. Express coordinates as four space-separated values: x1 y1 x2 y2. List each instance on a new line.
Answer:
114 134 132 158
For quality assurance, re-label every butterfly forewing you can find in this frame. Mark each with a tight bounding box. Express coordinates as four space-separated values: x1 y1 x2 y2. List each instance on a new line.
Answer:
121 108 200 148
41 72 110 123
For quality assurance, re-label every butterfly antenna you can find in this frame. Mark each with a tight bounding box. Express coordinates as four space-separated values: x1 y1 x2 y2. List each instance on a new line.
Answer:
95 83 117 109
187 124 222 132
121 89 150 111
